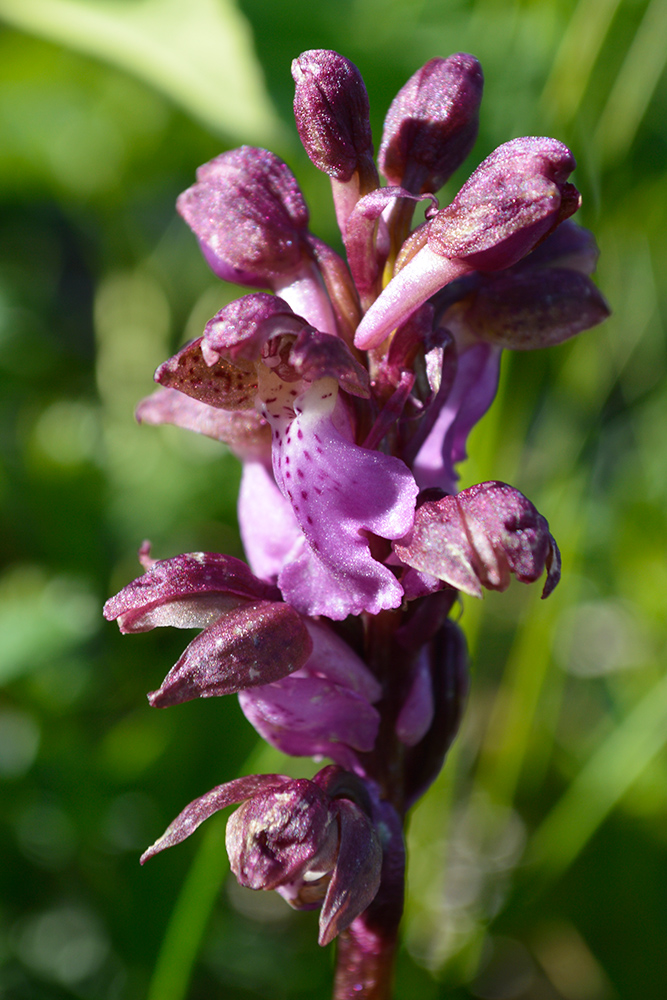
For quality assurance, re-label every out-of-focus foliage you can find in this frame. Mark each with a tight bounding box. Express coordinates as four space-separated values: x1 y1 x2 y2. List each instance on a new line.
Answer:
0 1 665 998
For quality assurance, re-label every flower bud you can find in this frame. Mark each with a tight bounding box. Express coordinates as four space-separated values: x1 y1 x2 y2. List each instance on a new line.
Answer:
292 50 379 235
141 765 382 946
403 619 469 807
393 480 561 598
428 136 580 270
177 146 310 287
355 136 580 350
227 780 338 891
292 50 375 185
379 54 483 193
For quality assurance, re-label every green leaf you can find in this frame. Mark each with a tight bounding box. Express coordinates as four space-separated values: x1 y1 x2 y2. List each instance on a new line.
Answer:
147 812 229 1000
594 0 667 163
0 0 284 142
528 671 667 878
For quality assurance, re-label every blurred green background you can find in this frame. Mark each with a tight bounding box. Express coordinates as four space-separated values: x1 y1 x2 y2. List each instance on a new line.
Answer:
0 0 665 997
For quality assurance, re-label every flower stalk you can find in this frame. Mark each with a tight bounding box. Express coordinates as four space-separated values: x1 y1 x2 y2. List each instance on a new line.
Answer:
105 46 608 999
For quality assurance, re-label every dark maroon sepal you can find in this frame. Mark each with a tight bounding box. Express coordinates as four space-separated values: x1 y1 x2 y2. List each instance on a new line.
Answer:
103 551 278 633
461 267 610 349
154 337 258 411
319 799 382 946
147 600 314 706
140 773 293 863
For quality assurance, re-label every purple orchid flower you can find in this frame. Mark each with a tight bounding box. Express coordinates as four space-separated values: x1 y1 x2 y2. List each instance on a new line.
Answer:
105 47 608 999
140 765 385 947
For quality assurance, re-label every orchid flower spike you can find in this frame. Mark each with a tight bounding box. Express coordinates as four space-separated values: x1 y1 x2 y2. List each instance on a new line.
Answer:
105 46 608 994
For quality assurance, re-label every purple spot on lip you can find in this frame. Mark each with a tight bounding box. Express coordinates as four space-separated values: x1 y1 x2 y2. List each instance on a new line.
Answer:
297 468 304 479
301 490 308 500
297 428 304 439
303 451 311 460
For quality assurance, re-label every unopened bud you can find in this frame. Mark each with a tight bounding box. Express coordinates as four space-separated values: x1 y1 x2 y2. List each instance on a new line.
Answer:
428 136 580 270
379 54 483 193
177 146 310 287
292 50 375 185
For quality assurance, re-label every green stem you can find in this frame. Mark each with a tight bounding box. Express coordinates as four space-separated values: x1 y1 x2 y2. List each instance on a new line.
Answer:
147 812 228 1000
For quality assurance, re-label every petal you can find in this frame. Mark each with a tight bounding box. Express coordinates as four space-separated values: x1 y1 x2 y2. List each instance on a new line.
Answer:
303 620 382 703
412 343 501 492
140 773 293 863
288 329 370 398
136 387 271 459
267 378 418 618
202 293 303 365
278 535 389 621
103 552 278 633
238 674 380 766
148 600 313 706
237 460 302 582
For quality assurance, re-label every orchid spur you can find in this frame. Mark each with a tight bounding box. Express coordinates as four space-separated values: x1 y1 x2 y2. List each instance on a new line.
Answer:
105 48 608 1000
